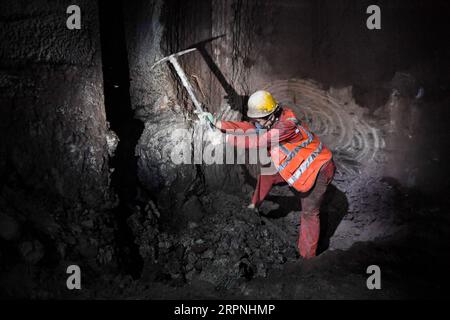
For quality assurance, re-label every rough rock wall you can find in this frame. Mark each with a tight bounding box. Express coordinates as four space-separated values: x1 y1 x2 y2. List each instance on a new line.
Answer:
123 0 199 228
0 0 115 297
123 0 262 227
0 0 111 211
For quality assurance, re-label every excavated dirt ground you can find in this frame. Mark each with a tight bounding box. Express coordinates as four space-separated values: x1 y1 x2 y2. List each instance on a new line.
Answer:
3 160 448 300
43 173 448 300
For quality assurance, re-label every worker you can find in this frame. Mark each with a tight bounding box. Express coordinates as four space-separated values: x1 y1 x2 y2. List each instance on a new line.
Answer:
201 90 335 259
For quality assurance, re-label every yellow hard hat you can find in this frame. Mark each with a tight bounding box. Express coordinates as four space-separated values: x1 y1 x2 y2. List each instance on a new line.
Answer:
247 90 278 118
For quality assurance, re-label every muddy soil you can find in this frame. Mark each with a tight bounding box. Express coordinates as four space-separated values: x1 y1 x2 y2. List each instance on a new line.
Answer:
56 178 450 300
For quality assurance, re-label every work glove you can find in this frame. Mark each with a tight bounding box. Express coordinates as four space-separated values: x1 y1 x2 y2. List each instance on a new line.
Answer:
200 112 215 126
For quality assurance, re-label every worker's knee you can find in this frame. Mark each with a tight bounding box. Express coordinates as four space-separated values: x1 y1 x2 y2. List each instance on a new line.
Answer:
301 207 320 218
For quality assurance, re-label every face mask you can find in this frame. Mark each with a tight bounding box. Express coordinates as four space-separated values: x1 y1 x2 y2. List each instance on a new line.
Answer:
255 122 264 130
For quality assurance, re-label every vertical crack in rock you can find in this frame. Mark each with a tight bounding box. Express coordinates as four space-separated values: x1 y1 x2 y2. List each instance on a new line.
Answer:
98 0 144 278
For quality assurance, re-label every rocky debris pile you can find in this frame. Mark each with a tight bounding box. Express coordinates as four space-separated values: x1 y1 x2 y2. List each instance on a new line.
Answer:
128 191 298 291
54 207 117 267
0 197 118 298
127 201 161 264
0 195 117 269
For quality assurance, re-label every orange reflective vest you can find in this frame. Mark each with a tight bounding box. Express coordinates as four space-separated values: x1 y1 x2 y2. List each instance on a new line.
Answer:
270 109 332 193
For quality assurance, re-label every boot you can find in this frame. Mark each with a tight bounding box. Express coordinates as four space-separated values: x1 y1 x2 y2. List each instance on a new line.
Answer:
246 203 260 215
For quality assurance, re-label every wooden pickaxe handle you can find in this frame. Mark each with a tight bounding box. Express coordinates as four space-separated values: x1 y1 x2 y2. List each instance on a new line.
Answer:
151 48 204 114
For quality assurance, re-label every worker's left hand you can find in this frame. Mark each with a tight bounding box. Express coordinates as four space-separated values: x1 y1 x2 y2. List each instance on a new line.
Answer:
200 112 215 125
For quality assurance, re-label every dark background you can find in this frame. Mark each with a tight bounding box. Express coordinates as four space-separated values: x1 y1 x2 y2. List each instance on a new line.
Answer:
0 0 449 299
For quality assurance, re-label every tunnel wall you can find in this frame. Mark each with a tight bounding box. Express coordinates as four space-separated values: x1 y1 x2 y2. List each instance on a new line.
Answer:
123 0 200 226
123 0 255 227
0 1 111 211
0 0 116 289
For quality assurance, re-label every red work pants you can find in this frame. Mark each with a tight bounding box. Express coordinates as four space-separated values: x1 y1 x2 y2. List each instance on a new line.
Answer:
251 160 336 259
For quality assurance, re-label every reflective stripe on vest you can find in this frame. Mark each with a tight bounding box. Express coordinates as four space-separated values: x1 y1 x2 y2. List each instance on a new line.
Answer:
287 142 323 185
280 144 290 155
278 118 314 171
278 126 314 171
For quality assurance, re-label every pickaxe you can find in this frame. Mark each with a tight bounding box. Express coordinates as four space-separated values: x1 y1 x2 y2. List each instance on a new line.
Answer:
151 48 205 116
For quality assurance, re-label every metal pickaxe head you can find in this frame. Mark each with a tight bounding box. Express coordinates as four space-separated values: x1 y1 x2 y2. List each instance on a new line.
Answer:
150 47 197 70
187 34 225 50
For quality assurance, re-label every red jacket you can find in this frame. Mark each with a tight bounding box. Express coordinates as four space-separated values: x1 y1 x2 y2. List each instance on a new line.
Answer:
220 108 302 148
220 107 332 193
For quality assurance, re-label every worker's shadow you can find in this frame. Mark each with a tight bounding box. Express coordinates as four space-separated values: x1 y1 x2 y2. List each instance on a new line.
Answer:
189 35 248 113
265 184 349 254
